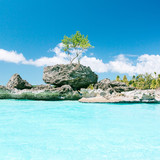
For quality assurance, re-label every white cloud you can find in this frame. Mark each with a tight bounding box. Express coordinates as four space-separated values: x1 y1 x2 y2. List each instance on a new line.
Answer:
106 54 160 76
81 56 109 73
108 54 136 75
0 44 160 76
0 49 26 64
135 54 160 74
23 56 68 67
23 43 68 66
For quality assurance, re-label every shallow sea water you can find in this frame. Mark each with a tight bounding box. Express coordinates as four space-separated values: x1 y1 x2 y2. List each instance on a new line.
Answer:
0 100 160 160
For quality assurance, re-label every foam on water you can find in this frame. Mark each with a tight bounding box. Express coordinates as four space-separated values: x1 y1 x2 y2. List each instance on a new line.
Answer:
0 100 160 160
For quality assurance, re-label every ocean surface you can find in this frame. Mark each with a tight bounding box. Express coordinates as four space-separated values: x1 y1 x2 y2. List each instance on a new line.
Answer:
0 100 160 160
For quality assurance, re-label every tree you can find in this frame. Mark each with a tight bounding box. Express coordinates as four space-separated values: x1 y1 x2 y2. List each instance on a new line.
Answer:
61 31 93 64
123 73 160 89
135 74 145 89
150 79 156 89
116 75 121 82
144 73 153 89
156 78 160 88
132 82 136 88
132 75 136 80
122 75 129 85
129 75 136 87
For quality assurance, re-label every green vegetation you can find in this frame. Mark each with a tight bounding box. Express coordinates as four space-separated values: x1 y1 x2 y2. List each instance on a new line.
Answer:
122 75 129 85
87 84 94 90
61 31 93 64
0 89 12 99
0 89 81 100
116 75 121 82
115 73 160 90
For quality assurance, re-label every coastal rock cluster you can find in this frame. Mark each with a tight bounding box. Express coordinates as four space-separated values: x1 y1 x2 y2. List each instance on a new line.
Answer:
80 85 160 103
0 64 98 100
0 63 160 102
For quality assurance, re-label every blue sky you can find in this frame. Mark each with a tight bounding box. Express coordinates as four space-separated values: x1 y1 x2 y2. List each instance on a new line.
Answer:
0 0 160 85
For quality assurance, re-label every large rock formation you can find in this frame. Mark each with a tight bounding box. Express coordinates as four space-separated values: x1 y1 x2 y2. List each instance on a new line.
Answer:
7 74 32 90
94 78 135 93
43 64 98 90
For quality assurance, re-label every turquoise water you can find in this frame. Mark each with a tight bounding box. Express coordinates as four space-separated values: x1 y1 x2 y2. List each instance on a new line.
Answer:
0 100 160 160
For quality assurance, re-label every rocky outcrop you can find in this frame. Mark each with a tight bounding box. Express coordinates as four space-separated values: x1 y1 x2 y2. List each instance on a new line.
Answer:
7 74 32 90
80 78 135 102
79 89 160 103
95 78 135 93
4 84 81 100
2 72 82 100
43 64 98 90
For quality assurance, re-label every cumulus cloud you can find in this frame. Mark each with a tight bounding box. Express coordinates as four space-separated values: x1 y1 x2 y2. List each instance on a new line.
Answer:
108 54 136 75
0 49 26 64
23 43 68 66
0 44 160 76
135 54 160 74
81 56 109 73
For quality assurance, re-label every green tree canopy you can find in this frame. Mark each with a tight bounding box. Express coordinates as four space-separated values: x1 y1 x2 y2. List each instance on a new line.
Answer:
115 73 160 89
116 75 121 82
132 75 136 80
135 73 153 89
156 78 160 88
151 79 156 89
122 75 129 85
61 31 93 64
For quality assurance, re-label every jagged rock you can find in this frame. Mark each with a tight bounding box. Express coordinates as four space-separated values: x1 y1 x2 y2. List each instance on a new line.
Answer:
80 88 115 99
43 64 98 90
95 78 135 93
141 91 156 102
7 74 32 90
80 88 98 98
58 85 73 93
94 79 111 90
107 88 115 94
31 84 56 91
